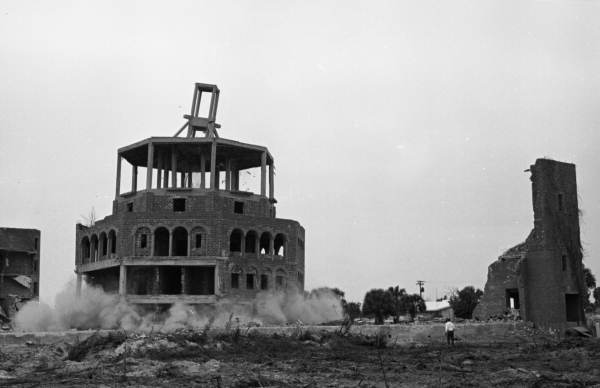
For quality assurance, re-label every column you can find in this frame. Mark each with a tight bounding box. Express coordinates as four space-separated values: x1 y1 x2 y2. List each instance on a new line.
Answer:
153 267 160 294
115 154 122 198
119 265 127 296
210 141 217 190
163 154 169 188
131 165 138 193
225 159 231 191
76 273 82 297
146 142 154 190
200 154 206 189
240 233 246 255
269 163 274 200
269 237 274 256
181 267 187 295
157 151 163 189
187 171 193 188
255 234 260 258
168 230 173 257
171 146 177 188
260 152 267 196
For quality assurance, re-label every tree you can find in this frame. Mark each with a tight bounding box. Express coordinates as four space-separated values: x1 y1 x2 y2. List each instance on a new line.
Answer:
401 293 426 319
345 302 362 320
449 286 483 319
362 289 394 324
387 286 407 322
593 287 600 308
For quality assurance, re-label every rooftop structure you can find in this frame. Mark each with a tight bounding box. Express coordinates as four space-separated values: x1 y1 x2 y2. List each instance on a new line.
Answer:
75 83 305 305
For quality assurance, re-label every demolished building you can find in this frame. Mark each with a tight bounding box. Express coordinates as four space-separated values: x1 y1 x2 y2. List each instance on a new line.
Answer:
75 83 305 305
0 228 40 323
474 158 586 329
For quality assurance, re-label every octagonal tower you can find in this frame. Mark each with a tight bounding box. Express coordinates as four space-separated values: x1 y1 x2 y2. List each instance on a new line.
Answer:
75 83 305 305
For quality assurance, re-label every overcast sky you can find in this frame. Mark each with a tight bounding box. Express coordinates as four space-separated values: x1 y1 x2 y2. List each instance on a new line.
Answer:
1 1 599 304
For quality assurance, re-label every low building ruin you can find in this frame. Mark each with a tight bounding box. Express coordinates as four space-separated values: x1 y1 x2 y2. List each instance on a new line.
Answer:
474 158 586 329
0 228 40 324
75 83 305 305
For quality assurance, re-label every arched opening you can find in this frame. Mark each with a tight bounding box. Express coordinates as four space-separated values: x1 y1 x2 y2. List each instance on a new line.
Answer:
172 227 188 256
99 232 107 257
245 230 258 254
81 236 90 263
108 230 117 255
229 229 243 253
154 227 170 256
90 235 98 262
259 232 272 255
274 233 286 256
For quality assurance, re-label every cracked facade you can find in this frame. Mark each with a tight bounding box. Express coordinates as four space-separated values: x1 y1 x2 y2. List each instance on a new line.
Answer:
75 83 305 305
474 158 585 328
0 228 40 322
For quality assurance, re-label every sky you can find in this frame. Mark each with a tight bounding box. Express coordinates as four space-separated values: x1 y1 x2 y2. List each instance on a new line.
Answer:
0 0 599 304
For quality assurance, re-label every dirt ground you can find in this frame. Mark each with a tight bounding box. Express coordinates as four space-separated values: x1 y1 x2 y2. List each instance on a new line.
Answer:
1 328 599 387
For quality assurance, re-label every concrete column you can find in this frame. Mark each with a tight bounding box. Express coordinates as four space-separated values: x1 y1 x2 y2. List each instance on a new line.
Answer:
154 267 160 295
187 171 193 188
200 154 206 189
181 267 187 295
146 142 154 190
269 163 274 200
163 154 169 188
241 233 246 255
187 232 192 256
210 141 217 190
171 146 177 188
131 165 138 193
115 154 122 198
225 159 231 191
260 152 267 196
107 236 112 258
119 265 127 296
168 230 173 257
157 151 163 189
76 273 82 297
269 237 274 256
255 235 260 258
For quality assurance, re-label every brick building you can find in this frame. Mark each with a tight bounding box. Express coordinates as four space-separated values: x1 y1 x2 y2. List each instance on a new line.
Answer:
0 228 40 321
75 83 305 305
473 158 586 329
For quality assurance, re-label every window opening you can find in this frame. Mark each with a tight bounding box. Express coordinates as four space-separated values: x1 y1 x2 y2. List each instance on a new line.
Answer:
246 274 255 289
234 201 244 214
173 198 186 212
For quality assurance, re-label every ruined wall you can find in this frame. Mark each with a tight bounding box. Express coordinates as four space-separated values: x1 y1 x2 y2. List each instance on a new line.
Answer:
0 228 41 321
474 159 585 329
523 159 584 327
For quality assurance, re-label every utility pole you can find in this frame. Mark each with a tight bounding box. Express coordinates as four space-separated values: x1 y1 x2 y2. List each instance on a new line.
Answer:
416 280 425 298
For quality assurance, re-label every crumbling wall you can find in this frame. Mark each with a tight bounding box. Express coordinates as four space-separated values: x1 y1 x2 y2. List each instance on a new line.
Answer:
475 159 585 329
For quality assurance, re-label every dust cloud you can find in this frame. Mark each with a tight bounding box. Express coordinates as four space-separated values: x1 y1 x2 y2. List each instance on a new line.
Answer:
14 281 343 332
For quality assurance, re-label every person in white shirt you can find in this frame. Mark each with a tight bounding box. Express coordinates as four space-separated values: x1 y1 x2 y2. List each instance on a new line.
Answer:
444 318 455 345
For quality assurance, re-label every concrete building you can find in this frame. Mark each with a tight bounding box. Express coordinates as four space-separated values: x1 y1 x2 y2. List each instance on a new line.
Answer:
0 228 40 322
474 158 586 329
75 83 305 306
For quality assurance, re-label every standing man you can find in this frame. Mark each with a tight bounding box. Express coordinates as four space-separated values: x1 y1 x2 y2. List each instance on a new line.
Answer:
445 318 455 345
